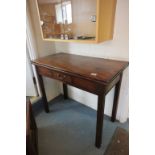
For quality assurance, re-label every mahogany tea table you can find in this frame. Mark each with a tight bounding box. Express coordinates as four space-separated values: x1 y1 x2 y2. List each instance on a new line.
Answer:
32 53 129 148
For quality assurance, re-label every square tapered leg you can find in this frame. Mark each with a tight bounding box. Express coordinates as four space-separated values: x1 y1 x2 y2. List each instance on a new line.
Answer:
63 83 68 99
111 73 123 122
37 74 49 113
95 94 105 148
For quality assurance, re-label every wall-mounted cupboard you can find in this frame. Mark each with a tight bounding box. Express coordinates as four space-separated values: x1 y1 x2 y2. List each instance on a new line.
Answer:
35 0 117 43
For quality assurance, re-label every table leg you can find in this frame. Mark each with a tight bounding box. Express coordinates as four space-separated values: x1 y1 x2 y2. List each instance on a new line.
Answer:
37 74 49 113
111 73 123 122
95 94 105 148
63 83 68 99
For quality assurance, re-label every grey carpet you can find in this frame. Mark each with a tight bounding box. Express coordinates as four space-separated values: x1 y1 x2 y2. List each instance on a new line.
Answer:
34 95 128 155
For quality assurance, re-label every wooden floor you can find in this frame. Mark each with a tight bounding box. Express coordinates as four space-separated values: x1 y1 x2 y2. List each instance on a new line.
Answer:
104 127 129 155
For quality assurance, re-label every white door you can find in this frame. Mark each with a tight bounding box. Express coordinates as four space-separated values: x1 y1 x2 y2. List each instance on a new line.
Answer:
26 45 37 96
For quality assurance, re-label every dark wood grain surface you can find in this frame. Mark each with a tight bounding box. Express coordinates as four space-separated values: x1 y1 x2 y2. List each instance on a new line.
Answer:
32 53 128 83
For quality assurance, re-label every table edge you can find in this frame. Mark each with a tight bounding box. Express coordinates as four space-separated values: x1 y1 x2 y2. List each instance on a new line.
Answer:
32 61 129 84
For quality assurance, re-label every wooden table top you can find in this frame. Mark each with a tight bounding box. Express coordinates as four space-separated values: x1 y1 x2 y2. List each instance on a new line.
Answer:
32 53 128 83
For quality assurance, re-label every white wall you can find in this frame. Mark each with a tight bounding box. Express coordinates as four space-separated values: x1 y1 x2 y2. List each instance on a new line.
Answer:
54 0 129 122
27 0 129 122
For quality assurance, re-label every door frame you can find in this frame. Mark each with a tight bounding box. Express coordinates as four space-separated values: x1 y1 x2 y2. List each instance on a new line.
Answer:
26 5 41 97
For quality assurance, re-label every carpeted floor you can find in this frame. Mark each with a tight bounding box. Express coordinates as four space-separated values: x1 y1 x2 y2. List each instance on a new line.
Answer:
32 95 128 155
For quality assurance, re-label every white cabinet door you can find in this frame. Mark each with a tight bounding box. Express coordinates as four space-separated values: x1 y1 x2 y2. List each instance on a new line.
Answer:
26 45 37 96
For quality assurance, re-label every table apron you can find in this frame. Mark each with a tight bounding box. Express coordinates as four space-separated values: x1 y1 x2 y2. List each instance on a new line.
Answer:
36 66 109 95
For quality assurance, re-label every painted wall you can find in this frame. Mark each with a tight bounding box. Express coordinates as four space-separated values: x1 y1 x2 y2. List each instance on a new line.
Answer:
54 0 129 122
27 0 129 122
28 0 61 101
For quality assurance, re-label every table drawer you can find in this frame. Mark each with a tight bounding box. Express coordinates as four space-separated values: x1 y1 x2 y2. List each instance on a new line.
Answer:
37 66 72 83
71 76 99 94
37 66 101 94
